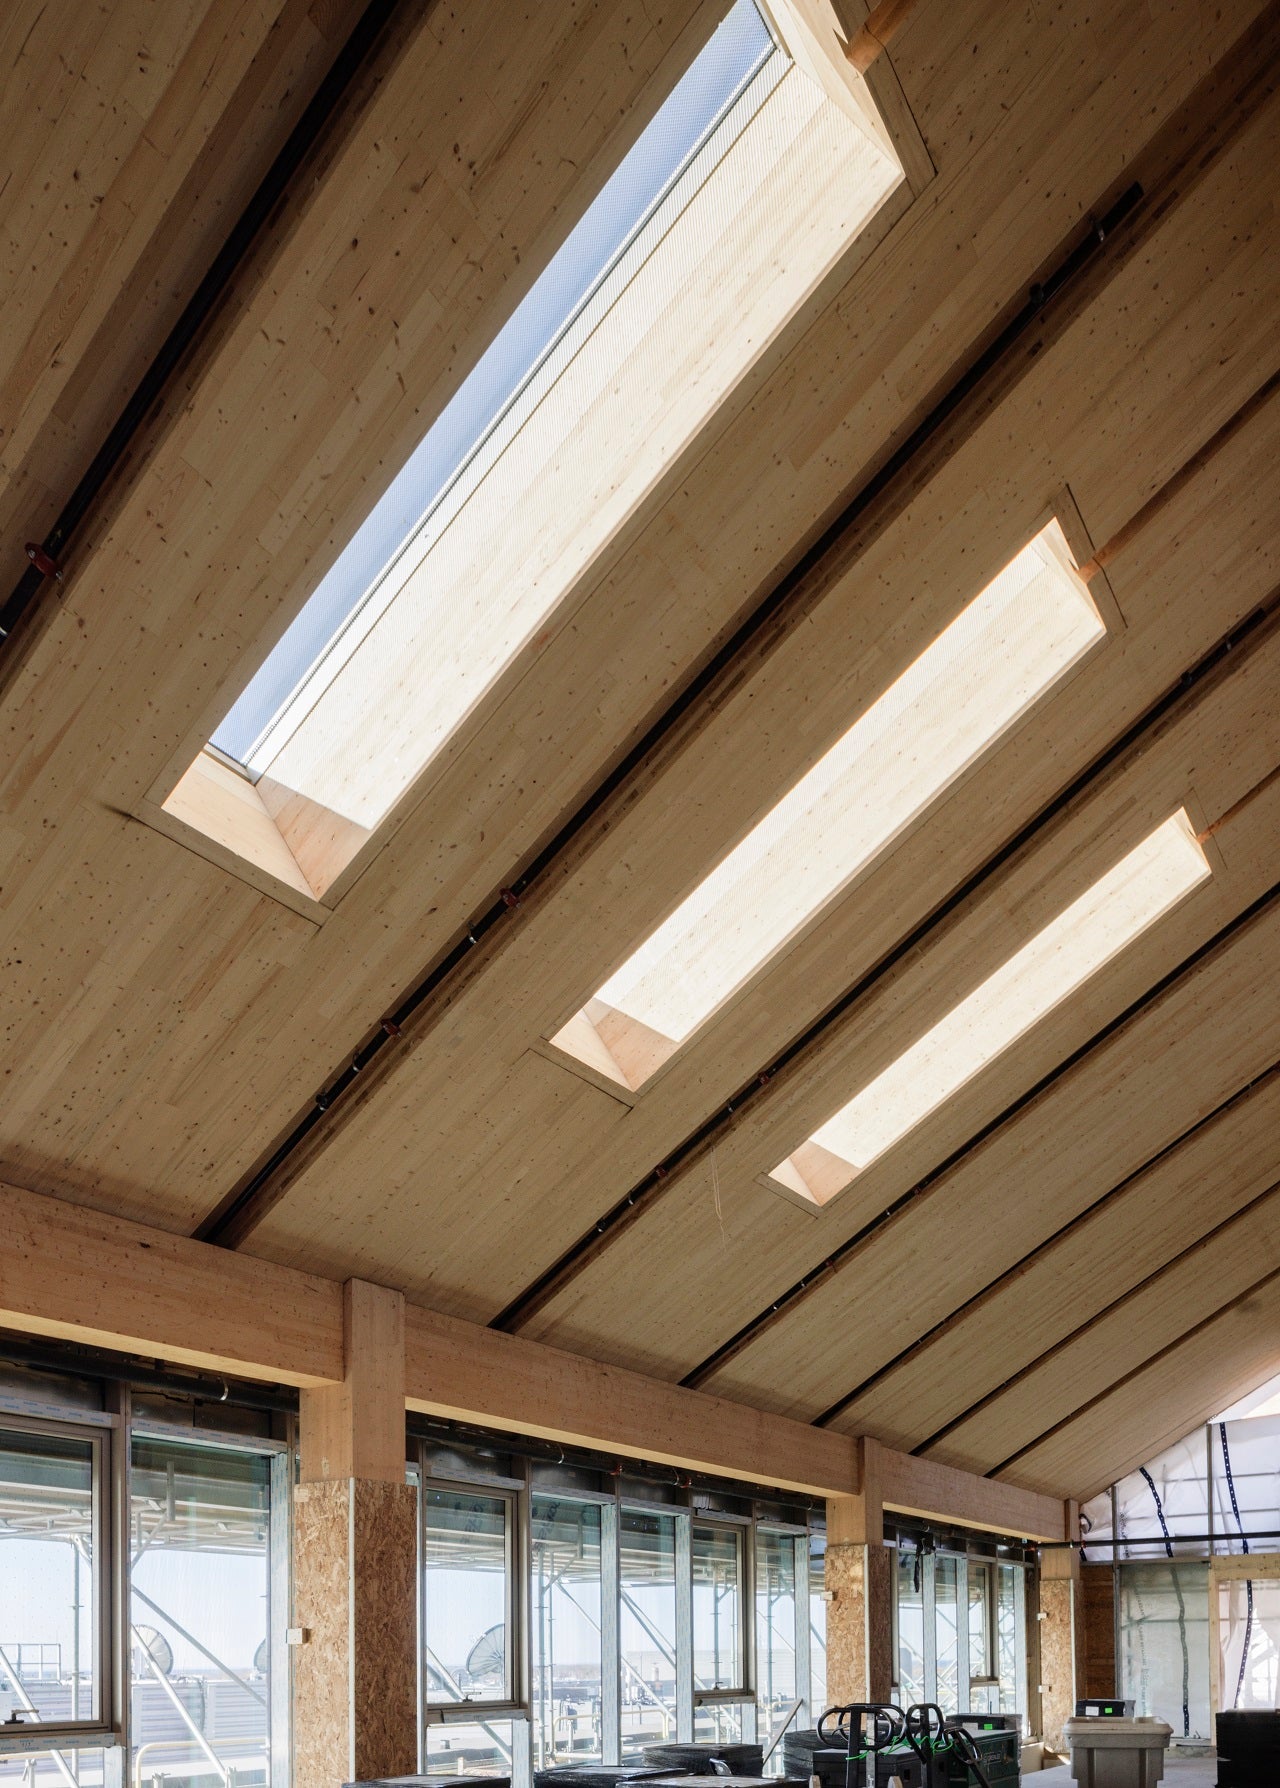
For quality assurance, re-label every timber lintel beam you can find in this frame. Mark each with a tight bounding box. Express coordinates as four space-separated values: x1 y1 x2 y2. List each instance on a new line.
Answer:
876 1440 1068 1542
1 1176 344 1386
0 1179 1064 1526
402 1303 858 1497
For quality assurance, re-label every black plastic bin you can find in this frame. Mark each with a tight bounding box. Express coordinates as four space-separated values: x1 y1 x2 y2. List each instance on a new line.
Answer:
642 1745 765 1776
1217 1709 1280 1787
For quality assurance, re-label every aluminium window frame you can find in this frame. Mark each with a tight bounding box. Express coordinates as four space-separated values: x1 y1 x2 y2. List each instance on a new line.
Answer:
967 1557 999 1691
127 1421 290 1787
753 1520 810 1738
690 1515 755 1706
0 1407 127 1761
421 1474 526 1720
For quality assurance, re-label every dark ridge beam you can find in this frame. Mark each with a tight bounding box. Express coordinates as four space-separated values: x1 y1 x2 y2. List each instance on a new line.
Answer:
913 1169 1280 1460
984 1260 1280 1481
818 1056 1280 1428
0 0 416 676
687 872 1280 1397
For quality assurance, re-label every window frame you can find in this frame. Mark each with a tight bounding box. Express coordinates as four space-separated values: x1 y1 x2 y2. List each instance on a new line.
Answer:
421 1475 524 1720
690 1516 754 1704
0 1409 124 1759
967 1557 999 1689
125 1422 286 1788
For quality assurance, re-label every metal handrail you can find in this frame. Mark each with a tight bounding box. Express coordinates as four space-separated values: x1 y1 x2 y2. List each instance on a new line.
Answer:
132 1736 266 1788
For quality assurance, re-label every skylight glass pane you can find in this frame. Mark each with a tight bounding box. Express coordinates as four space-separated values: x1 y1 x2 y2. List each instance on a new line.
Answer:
213 0 775 766
777 809 1210 1197
586 521 1105 1051
205 0 903 840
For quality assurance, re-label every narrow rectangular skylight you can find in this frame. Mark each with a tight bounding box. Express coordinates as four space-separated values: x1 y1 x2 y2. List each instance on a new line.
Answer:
167 0 905 900
768 808 1211 1208
551 519 1107 1090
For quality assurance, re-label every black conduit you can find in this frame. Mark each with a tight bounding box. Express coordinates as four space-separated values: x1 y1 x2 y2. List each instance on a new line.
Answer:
0 1330 298 1414
0 0 410 649
1219 1422 1255 1709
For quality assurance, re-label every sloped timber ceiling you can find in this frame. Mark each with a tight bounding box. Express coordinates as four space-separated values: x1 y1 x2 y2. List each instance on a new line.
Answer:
1 0 1278 1505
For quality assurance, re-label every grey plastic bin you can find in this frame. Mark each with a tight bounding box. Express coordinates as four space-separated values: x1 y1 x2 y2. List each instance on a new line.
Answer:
1064 1715 1171 1787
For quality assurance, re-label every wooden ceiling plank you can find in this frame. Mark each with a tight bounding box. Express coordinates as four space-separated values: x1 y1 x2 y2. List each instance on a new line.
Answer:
927 1186 1280 1475
686 874 1280 1415
997 1274 1280 1500
824 1065 1280 1448
0 0 375 596
3 0 1257 1238
246 85 1280 1317
494 619 1280 1376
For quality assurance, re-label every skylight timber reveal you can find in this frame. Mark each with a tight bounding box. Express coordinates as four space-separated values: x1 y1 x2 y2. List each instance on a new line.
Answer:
551 519 1108 1093
766 808 1212 1210
161 1 906 903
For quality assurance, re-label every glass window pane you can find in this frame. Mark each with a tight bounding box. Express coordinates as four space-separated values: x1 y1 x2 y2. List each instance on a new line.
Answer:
995 1565 1018 1714
0 1426 98 1730
531 1498 602 1767
693 1702 748 1744
809 1535 827 1717
755 1532 797 1743
895 1549 925 1706
129 1437 272 1785
620 1509 677 1757
692 1524 744 1692
934 1558 960 1716
968 1562 993 1688
425 1490 511 1706
0 1748 107 1786
426 1715 520 1779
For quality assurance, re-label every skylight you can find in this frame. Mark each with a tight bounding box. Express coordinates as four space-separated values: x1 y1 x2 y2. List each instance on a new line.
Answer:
550 519 1107 1091
768 809 1211 1208
168 0 905 899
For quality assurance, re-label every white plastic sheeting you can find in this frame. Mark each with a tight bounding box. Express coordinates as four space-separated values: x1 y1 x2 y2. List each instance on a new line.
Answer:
1080 1379 1280 1733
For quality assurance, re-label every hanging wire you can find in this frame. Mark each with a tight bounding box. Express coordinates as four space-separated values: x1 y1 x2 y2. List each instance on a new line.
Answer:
1218 1423 1254 1710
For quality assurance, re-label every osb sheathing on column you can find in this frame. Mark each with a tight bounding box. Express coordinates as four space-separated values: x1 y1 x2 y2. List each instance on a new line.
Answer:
824 1541 893 1704
1038 1576 1083 1754
294 1477 418 1787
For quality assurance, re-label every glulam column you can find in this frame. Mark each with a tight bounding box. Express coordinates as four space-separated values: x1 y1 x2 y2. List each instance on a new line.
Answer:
825 1439 892 1704
294 1279 417 1786
1037 1502 1084 1755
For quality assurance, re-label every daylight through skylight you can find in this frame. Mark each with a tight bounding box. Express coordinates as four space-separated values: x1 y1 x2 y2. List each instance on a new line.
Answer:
179 0 905 898
769 808 1211 1207
552 520 1105 1089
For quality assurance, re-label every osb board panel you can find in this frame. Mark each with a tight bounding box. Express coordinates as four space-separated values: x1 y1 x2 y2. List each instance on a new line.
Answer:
502 613 1280 1375
0 0 1260 1239
249 86 1280 1307
825 1542 869 1702
1001 1274 1280 1498
1039 1577 1080 1750
350 1480 417 1783
1081 1564 1116 1699
293 1478 418 1787
836 1067 1280 1451
0 0 374 594
294 1478 354 1788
